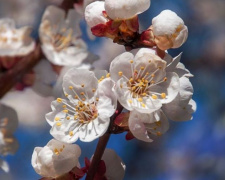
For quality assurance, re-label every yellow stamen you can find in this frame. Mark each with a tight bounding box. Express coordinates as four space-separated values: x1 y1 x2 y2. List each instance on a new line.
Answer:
106 73 110 78
56 122 62 126
63 109 68 113
57 98 62 103
161 93 166 99
118 71 123 76
69 131 73 136
152 94 158 100
55 117 60 121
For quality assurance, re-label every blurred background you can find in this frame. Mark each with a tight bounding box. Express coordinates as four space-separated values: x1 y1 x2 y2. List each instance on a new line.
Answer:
0 0 225 179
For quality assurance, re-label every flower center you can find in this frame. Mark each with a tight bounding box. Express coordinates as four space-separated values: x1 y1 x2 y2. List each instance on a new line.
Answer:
42 21 73 51
51 28 73 51
75 101 98 124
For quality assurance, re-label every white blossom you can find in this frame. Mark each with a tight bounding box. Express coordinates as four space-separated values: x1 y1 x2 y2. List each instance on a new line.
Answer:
0 18 35 57
102 149 126 180
46 68 117 143
152 10 188 50
31 139 81 178
105 0 151 20
110 48 180 114
85 1 108 28
39 5 89 66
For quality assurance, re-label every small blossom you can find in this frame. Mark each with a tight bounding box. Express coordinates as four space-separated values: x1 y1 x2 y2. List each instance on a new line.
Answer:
39 5 89 66
152 10 188 50
110 48 180 114
46 68 117 143
85 1 108 28
104 0 151 20
31 139 81 178
0 18 35 57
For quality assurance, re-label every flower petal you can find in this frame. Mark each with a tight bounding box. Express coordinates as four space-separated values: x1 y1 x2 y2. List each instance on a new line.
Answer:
110 52 134 82
63 69 98 100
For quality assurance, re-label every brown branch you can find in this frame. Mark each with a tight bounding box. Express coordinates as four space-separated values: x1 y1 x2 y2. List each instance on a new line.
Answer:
0 45 42 98
85 103 123 180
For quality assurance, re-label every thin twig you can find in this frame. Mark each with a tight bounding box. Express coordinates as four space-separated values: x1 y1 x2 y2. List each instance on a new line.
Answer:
85 103 123 180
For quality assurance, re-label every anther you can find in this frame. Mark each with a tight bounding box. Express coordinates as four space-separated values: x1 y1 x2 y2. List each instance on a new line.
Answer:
63 109 68 113
56 122 62 126
130 60 134 63
118 71 123 76
81 84 85 87
57 98 62 103
55 117 60 121
106 73 110 78
152 94 158 100
69 131 73 136
161 93 166 99
69 86 73 89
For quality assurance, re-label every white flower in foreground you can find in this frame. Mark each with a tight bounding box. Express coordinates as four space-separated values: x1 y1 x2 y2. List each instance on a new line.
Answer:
105 0 151 20
110 48 179 114
101 149 126 180
0 18 35 57
152 10 188 50
85 1 108 28
31 139 81 178
39 5 88 66
126 49 195 142
46 68 117 143
129 110 169 142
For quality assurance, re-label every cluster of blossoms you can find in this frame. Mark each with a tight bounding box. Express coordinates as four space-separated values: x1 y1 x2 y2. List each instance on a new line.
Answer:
0 0 196 179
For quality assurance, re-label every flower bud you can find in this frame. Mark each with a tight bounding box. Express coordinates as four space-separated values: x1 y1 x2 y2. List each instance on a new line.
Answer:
31 139 81 178
152 10 188 50
105 0 150 20
85 1 108 28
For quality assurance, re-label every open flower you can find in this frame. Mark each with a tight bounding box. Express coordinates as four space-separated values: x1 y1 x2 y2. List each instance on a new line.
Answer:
0 18 35 57
46 68 117 143
31 139 81 178
110 48 179 114
123 49 195 142
105 0 151 20
151 10 188 50
39 5 88 66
